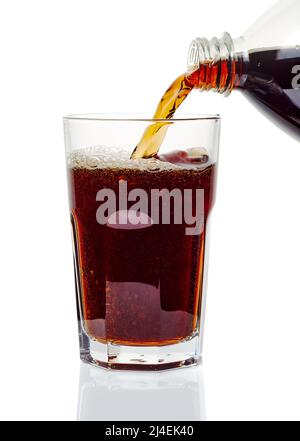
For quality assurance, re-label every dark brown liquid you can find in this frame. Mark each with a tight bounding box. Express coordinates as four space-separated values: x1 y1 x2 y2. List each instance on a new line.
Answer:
69 46 300 348
70 46 300 348
69 156 216 346
238 47 300 140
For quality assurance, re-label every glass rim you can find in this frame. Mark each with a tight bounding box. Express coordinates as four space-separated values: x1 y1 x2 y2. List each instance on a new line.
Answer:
63 113 221 123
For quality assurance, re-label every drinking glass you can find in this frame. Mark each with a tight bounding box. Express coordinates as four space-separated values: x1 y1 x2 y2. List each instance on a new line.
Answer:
64 114 220 371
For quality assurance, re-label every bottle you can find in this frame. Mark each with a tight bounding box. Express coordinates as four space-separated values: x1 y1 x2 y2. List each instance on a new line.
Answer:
187 0 300 140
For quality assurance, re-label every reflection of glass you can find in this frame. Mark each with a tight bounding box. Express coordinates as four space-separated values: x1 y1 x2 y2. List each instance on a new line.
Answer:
64 114 220 370
77 363 206 421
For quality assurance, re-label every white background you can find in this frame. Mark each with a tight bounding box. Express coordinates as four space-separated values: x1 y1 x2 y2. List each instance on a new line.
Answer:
0 0 300 421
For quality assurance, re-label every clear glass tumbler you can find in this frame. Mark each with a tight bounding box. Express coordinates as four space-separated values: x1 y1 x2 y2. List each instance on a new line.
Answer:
64 114 220 371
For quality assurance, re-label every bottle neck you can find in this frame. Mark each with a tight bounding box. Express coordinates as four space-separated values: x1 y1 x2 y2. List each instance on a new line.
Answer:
187 32 247 95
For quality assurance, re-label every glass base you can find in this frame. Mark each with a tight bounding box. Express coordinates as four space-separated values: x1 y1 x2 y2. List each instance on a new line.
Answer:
79 331 202 371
